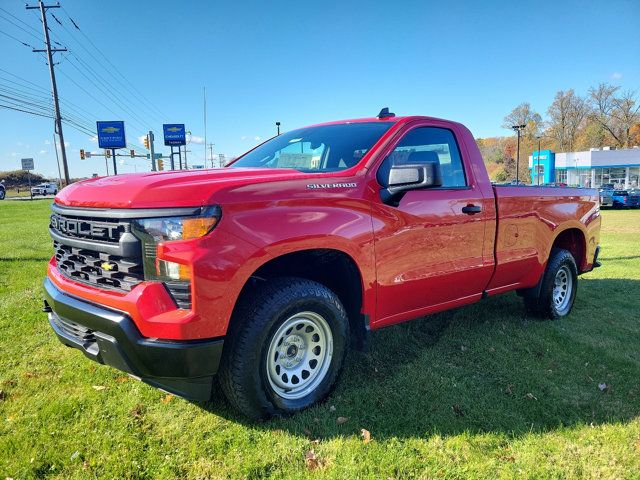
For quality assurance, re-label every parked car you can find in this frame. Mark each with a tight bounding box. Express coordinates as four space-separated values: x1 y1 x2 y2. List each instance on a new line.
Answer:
599 189 613 208
611 190 638 208
43 111 602 419
629 189 640 208
31 182 58 196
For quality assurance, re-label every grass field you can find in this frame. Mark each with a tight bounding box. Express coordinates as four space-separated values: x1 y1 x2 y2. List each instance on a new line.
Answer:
3 188 32 199
1 200 639 479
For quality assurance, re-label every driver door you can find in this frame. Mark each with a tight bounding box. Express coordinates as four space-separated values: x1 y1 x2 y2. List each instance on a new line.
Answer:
372 124 492 326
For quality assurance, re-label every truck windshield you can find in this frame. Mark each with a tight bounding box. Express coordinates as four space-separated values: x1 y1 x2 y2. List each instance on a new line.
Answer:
229 122 394 172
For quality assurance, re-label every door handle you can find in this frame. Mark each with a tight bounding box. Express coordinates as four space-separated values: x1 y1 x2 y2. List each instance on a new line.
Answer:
461 204 482 215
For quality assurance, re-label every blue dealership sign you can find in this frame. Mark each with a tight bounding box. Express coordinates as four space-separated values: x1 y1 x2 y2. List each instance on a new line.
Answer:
163 124 186 146
96 121 126 149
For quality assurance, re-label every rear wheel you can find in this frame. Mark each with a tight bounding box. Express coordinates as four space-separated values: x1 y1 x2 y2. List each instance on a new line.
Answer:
219 277 349 419
524 248 578 319
0 188 4 200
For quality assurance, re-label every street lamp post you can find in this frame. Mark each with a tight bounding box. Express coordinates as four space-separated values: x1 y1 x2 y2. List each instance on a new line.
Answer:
276 122 281 136
536 135 542 186
511 124 526 184
184 131 192 170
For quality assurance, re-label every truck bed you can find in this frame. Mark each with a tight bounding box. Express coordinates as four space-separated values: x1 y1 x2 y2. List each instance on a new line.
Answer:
486 185 601 294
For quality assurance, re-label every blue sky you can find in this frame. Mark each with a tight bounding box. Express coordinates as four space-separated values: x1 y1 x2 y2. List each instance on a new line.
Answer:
1 0 639 179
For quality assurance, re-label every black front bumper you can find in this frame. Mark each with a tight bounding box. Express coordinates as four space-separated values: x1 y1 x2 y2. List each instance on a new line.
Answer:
43 278 224 401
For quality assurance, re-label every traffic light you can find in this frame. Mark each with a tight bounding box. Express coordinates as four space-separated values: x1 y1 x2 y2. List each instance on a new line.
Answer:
143 135 150 149
130 149 135 158
157 159 164 171
105 149 111 158
80 149 85 160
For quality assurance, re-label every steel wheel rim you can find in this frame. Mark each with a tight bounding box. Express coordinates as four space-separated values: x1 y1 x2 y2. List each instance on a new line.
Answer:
552 266 573 312
266 311 333 400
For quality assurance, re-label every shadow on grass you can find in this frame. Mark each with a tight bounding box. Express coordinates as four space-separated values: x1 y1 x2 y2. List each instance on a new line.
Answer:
196 278 640 440
0 257 51 262
603 255 640 261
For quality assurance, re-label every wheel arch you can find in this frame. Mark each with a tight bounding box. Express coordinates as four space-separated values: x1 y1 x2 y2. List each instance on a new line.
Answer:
230 247 369 349
550 226 588 272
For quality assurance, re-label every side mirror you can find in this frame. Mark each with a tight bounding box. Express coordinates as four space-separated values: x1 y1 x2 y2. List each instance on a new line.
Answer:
377 161 442 205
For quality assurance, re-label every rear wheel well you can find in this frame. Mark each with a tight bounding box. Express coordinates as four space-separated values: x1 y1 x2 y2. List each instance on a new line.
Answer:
234 249 367 349
551 228 586 272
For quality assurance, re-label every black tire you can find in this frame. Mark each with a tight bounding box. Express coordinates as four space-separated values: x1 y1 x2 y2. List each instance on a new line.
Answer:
0 188 4 200
219 277 350 420
524 248 578 319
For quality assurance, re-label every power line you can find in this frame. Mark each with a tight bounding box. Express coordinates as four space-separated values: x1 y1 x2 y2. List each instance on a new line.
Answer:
0 6 41 35
0 103 52 118
37 25 158 149
54 66 148 150
49 10 165 126
33 7 167 154
0 102 95 139
26 0 70 184
0 28 36 48
61 6 167 121
0 67 51 94
0 72 113 128
63 52 153 132
0 81 96 136
0 12 42 42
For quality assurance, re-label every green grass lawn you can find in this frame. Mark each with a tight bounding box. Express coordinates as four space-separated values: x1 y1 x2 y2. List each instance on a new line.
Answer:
1 200 639 479
3 188 34 199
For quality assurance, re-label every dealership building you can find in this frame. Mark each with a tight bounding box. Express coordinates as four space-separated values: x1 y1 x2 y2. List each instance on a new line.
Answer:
529 147 640 189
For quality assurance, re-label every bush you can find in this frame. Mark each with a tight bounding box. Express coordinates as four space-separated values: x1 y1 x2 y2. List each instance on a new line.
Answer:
0 170 49 189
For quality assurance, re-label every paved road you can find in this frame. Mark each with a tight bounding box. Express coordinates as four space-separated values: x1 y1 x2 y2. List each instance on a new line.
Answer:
3 194 56 201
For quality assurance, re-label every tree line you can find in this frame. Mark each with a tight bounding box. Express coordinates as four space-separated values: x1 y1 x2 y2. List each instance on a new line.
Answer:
477 82 640 182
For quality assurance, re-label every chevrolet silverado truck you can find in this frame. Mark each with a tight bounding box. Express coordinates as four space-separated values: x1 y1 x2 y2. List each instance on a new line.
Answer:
43 110 601 419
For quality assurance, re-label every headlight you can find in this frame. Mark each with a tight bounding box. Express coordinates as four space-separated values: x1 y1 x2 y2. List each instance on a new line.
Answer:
132 205 221 281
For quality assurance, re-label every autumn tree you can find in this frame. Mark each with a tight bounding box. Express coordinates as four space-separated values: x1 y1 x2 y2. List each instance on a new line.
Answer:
546 89 589 151
502 102 543 139
629 123 640 147
588 83 640 147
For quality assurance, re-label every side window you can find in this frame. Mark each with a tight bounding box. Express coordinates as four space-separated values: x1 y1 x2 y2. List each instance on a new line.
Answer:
388 127 467 187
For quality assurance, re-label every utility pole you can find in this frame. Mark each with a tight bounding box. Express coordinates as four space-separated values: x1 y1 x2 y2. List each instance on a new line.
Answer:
276 121 281 136
149 131 156 171
27 1 69 186
52 131 63 187
203 86 207 170
208 143 215 168
111 149 117 175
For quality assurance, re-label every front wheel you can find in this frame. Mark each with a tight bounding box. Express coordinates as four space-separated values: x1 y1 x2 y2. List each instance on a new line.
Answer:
219 277 349 419
524 248 578 319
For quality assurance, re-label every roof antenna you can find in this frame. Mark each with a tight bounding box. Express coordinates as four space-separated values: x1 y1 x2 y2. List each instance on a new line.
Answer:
377 107 395 119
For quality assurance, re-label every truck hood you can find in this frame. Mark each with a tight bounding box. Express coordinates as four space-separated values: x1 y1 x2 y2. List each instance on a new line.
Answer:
55 168 310 209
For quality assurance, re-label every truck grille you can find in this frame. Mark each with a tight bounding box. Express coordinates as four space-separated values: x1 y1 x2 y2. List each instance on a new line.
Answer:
54 241 144 291
50 207 144 293
49 205 197 308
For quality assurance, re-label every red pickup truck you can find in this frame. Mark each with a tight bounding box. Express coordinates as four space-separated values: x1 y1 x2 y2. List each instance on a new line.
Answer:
44 111 601 419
